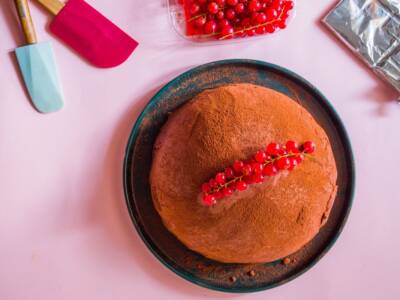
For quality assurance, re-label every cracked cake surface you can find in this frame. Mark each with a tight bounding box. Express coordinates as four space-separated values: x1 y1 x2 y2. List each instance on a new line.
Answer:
150 83 337 263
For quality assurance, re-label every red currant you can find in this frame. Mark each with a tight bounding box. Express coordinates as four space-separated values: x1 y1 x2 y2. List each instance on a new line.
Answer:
235 28 246 37
227 0 239 5
194 16 207 27
209 178 218 188
251 162 264 174
222 187 233 197
215 172 226 184
202 183 211 193
214 191 224 200
248 0 262 12
284 0 294 10
189 3 201 15
241 17 251 27
256 26 266 34
203 194 216 206
233 160 244 172
221 28 234 39
236 181 248 191
197 0 207 4
276 157 291 170
277 20 287 29
218 19 230 29
224 167 235 178
246 28 256 36
251 12 260 24
253 173 264 183
235 3 245 13
255 150 267 163
265 24 276 33
262 163 278 176
278 147 288 156
286 140 299 153
226 8 236 19
265 7 278 20
204 20 217 33
208 2 220 14
266 142 281 156
256 12 267 24
244 175 255 184
216 11 225 19
303 141 316 154
272 0 284 10
216 0 226 6
242 164 253 175
228 182 237 190
288 156 298 170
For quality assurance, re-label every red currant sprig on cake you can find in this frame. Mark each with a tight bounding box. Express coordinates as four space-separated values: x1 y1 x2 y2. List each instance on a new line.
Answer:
183 0 295 40
201 140 316 206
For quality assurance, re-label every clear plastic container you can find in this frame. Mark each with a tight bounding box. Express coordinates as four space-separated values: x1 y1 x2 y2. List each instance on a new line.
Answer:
167 0 296 44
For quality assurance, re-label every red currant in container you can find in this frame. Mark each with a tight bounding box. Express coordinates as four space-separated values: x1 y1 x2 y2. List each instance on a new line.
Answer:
167 0 296 43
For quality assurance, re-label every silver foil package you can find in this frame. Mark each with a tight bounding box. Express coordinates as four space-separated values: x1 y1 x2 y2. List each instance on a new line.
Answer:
323 0 400 97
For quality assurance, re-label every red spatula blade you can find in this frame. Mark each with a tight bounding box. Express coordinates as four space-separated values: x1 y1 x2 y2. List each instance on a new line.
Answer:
49 0 138 68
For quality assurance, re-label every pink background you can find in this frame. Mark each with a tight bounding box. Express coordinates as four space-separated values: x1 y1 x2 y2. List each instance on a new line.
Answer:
1 1 399 299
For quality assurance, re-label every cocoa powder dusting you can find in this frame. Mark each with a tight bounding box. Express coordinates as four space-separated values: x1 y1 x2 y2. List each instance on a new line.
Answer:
150 83 338 264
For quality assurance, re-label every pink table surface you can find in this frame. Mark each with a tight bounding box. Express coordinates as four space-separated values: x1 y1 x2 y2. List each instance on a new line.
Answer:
1 1 399 299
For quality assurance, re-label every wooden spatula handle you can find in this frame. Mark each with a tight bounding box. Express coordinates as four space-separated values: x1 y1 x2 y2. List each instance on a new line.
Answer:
14 0 37 44
36 0 65 15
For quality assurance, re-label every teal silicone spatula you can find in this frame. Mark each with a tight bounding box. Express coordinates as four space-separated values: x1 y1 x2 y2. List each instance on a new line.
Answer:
14 0 64 113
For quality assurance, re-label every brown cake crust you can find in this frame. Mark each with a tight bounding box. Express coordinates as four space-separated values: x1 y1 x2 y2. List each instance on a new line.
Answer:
150 84 337 263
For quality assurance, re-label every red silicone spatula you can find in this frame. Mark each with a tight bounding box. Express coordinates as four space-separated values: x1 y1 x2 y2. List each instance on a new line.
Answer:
36 0 138 68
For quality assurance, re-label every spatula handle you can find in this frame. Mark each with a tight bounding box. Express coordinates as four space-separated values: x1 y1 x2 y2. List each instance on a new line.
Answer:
36 0 65 15
14 0 37 44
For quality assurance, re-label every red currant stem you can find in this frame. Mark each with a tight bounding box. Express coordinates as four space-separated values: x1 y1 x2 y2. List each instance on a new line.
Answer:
210 176 244 194
218 7 288 40
206 150 308 195
188 13 207 22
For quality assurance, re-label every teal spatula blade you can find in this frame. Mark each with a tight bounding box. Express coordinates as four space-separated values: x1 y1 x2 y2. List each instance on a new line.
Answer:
15 41 64 113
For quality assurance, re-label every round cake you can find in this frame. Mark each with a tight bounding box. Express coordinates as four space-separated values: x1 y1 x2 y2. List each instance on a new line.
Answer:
150 83 337 263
